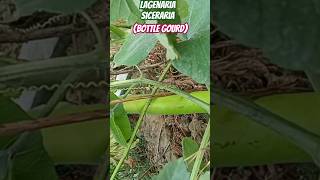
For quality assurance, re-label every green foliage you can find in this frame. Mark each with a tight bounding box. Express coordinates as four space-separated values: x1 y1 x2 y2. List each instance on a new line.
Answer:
182 137 199 170
110 25 129 40
15 0 97 16
110 93 132 146
113 0 210 85
152 158 190 180
113 33 157 66
185 0 210 39
111 0 210 178
110 0 141 25
177 0 189 21
215 0 320 72
172 0 210 85
156 34 179 60
0 97 57 180
173 34 210 84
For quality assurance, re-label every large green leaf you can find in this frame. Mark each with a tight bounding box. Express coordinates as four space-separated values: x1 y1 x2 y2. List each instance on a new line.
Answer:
215 0 320 72
114 33 157 66
110 0 141 25
152 158 190 180
173 0 210 85
186 0 210 39
110 94 132 146
212 92 320 167
15 0 97 16
173 34 210 84
0 97 58 179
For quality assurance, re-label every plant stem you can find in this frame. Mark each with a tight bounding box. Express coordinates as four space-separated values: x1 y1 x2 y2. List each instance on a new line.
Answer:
190 119 210 180
111 78 210 113
110 62 173 179
212 88 320 167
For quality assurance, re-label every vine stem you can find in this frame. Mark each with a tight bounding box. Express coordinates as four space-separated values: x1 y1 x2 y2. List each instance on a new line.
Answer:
110 62 173 179
111 78 210 113
190 119 210 180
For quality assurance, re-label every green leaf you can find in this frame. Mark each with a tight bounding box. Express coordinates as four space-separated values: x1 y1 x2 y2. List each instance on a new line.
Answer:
182 137 199 170
114 33 157 66
182 137 199 159
156 34 179 60
152 158 190 180
177 0 189 21
173 34 210 85
186 0 210 39
110 93 132 146
215 0 320 72
172 0 210 85
110 114 127 146
110 25 129 40
110 0 141 25
199 171 210 180
0 97 58 179
10 133 58 180
15 0 97 16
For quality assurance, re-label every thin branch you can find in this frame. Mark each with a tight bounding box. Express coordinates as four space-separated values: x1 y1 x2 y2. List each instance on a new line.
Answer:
0 110 107 136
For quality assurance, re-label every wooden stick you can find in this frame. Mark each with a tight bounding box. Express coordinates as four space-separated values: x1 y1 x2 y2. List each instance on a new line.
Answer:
0 110 107 136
